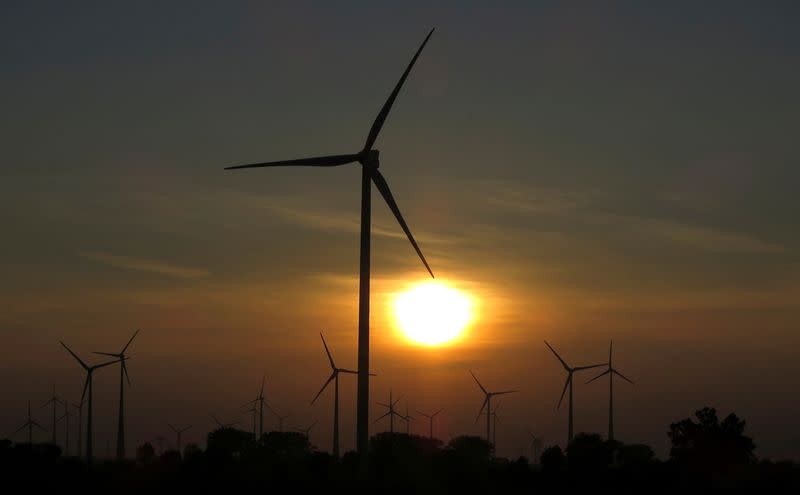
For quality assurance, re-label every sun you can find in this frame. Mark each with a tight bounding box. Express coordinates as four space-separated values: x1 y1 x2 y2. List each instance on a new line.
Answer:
392 281 474 346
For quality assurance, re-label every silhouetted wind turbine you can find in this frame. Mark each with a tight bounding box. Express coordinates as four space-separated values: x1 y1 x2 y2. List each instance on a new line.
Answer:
15 400 46 445
375 390 404 434
42 384 63 445
57 401 74 456
470 370 517 443
271 410 291 432
168 424 191 453
311 332 359 457
246 405 258 437
528 432 542 463
294 420 318 442
544 341 606 446
60 341 119 463
93 329 138 459
242 375 271 439
586 340 634 442
403 400 414 435
211 415 239 429
416 408 443 439
224 28 437 454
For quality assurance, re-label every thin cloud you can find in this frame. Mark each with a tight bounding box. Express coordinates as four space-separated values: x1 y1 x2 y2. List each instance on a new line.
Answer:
79 251 209 279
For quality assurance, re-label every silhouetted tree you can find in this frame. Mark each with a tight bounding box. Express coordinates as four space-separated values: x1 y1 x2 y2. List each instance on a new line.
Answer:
669 407 756 473
206 427 253 459
182 442 202 461
446 435 492 464
567 433 611 471
540 445 565 471
136 442 156 464
617 443 655 466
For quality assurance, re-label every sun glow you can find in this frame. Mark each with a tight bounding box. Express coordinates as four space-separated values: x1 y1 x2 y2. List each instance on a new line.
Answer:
393 281 474 346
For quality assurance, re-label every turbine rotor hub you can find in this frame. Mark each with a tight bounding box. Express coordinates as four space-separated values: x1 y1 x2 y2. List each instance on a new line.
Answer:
361 149 380 169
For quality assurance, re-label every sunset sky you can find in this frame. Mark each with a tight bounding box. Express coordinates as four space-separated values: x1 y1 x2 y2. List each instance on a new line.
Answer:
2 2 799 459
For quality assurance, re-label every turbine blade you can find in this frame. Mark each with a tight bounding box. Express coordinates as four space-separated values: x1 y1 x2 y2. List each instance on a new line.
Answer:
122 329 140 353
15 422 28 433
613 369 634 384
494 390 518 396
60 341 89 370
416 410 431 418
225 154 359 170
32 421 47 431
123 361 131 386
259 375 265 400
320 332 336 370
609 339 613 366
211 415 223 427
433 408 444 417
337 368 358 375
311 373 335 405
371 169 433 277
392 394 404 407
376 402 390 408
92 352 119 358
544 341 570 371
80 375 90 404
362 28 435 152
586 369 611 384
182 426 192 433
574 363 607 372
93 358 122 370
474 397 488 424
557 375 571 409
169 424 177 433
374 411 390 423
469 370 488 394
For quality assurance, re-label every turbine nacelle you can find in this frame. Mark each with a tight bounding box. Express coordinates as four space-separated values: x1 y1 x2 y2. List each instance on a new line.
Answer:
359 149 380 169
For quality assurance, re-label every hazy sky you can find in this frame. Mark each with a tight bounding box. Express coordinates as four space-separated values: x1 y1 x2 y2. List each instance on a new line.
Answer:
2 1 799 459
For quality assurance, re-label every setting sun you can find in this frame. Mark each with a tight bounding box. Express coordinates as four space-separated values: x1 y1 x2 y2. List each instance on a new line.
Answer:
393 281 474 346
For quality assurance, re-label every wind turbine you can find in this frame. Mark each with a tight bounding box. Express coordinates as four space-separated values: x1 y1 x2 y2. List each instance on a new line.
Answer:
60 341 119 463
168 424 191 453
294 420 318 442
544 341 606 446
374 390 404 434
242 375 271 440
528 432 542 463
246 404 258 438
224 29 437 454
403 400 414 435
58 401 74 456
586 340 634 442
15 400 46 445
311 332 359 457
211 415 239 429
272 411 291 433
470 370 517 444
93 329 138 459
416 408 443 439
42 384 63 446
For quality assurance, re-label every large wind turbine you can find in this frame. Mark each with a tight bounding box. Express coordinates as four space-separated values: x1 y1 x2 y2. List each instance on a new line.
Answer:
168 424 191 453
311 332 358 457
586 340 634 441
224 29 437 454
470 370 517 443
60 341 119 463
374 390 404 434
416 408 443 439
15 400 46 445
93 329 138 459
544 341 606 446
41 384 63 445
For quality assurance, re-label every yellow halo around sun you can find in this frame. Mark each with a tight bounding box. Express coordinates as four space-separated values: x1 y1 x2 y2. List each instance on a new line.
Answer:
392 281 474 347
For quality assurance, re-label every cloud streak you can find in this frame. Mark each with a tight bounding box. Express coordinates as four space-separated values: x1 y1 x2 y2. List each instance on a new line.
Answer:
79 251 210 279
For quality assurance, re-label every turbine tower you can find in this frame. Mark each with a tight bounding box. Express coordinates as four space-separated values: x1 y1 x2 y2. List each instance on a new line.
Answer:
93 329 139 459
15 400 46 445
246 405 258 438
224 29 437 454
544 341 606 446
42 384 63 446
71 399 84 458
375 390 404 434
416 408 443 439
586 340 634 441
403 400 414 435
168 424 191 453
470 370 517 444
311 332 358 457
60 341 119 463
57 401 74 456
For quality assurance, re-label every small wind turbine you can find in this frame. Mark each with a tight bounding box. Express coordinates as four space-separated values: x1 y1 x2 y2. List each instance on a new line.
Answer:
41 384 63 445
15 400 46 445
310 332 358 457
374 390 404 434
470 370 517 443
224 29 437 454
586 340 634 442
241 375 269 439
294 420 318 442
60 341 119 463
246 405 258 438
57 401 74 456
403 400 414 435
271 410 291 433
528 432 543 463
544 341 606 446
416 408 444 439
211 415 239 429
168 424 191 453
93 329 139 459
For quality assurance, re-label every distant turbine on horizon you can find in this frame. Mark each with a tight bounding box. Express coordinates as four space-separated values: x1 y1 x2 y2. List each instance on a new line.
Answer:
242 375 270 439
60 341 119 463
544 341 606 446
211 415 239 429
15 400 46 445
470 370 517 445
528 431 543 463
403 400 414 435
586 340 634 442
93 328 139 459
375 390 404 434
57 401 74 456
416 408 444 440
168 424 191 453
294 420 318 443
224 28 437 454
41 384 64 446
